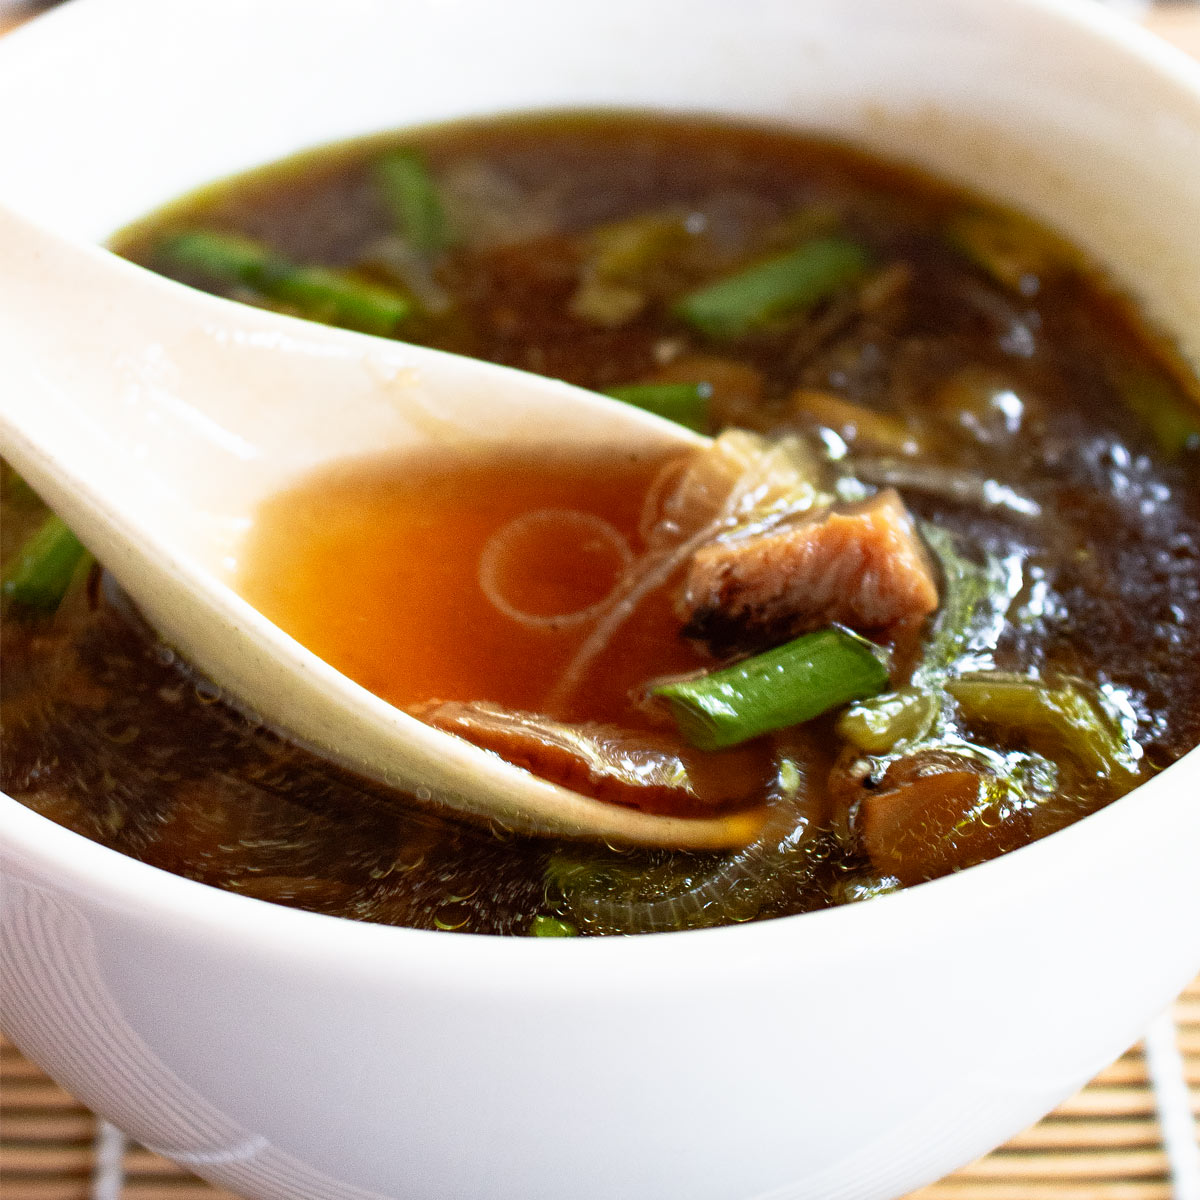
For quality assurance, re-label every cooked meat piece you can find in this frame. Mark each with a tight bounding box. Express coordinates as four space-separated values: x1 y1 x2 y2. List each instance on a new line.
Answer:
412 700 771 817
683 488 938 651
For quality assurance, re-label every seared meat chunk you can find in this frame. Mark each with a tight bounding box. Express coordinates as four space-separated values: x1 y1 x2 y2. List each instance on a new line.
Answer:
412 700 771 817
683 488 938 651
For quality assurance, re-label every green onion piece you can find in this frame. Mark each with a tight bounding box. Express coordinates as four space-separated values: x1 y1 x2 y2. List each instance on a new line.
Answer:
946 673 1140 781
159 229 264 280
1112 367 1200 458
2 514 88 614
372 148 451 255
654 627 890 751
569 212 694 328
602 381 711 431
157 230 412 335
530 915 578 938
673 236 871 340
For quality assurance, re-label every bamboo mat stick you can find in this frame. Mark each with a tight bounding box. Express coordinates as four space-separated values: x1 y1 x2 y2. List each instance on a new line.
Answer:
1145 1012 1200 1200
92 1125 130 1200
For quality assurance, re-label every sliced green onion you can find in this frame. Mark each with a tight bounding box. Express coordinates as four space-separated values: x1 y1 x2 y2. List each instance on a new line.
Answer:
946 673 1141 781
530 915 578 938
372 147 451 255
2 513 88 614
673 236 871 340
569 212 694 328
569 278 646 327
654 627 889 751
156 230 412 335
159 229 263 279
602 381 711 431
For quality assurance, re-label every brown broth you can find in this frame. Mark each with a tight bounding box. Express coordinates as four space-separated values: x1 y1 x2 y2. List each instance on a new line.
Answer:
238 447 704 723
4 111 1199 935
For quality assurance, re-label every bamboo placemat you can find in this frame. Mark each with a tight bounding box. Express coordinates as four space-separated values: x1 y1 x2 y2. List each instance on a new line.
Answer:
2 977 1198 1199
2 2 1198 1198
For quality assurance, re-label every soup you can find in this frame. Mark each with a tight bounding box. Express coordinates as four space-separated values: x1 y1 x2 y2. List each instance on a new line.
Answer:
3 113 1198 935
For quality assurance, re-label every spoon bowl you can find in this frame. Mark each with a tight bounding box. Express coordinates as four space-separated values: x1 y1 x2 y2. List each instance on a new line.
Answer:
0 206 766 849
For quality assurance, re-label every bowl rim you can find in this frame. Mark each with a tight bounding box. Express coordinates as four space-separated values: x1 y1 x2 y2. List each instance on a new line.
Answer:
2 0 1199 988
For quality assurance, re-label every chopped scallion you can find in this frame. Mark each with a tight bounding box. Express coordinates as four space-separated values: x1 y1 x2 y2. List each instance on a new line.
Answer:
654 627 889 751
372 147 451 255
156 230 412 335
602 381 710 431
673 236 871 340
2 513 88 614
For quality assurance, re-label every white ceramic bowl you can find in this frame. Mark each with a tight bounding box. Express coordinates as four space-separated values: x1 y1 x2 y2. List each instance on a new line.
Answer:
1 2 1198 1197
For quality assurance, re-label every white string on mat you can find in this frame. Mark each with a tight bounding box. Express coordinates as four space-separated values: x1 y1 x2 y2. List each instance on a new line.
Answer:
1144 1010 1200 1200
91 1121 129 1200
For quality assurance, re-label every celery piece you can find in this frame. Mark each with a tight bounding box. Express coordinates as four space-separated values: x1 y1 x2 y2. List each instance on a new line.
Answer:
947 673 1140 781
837 687 938 754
